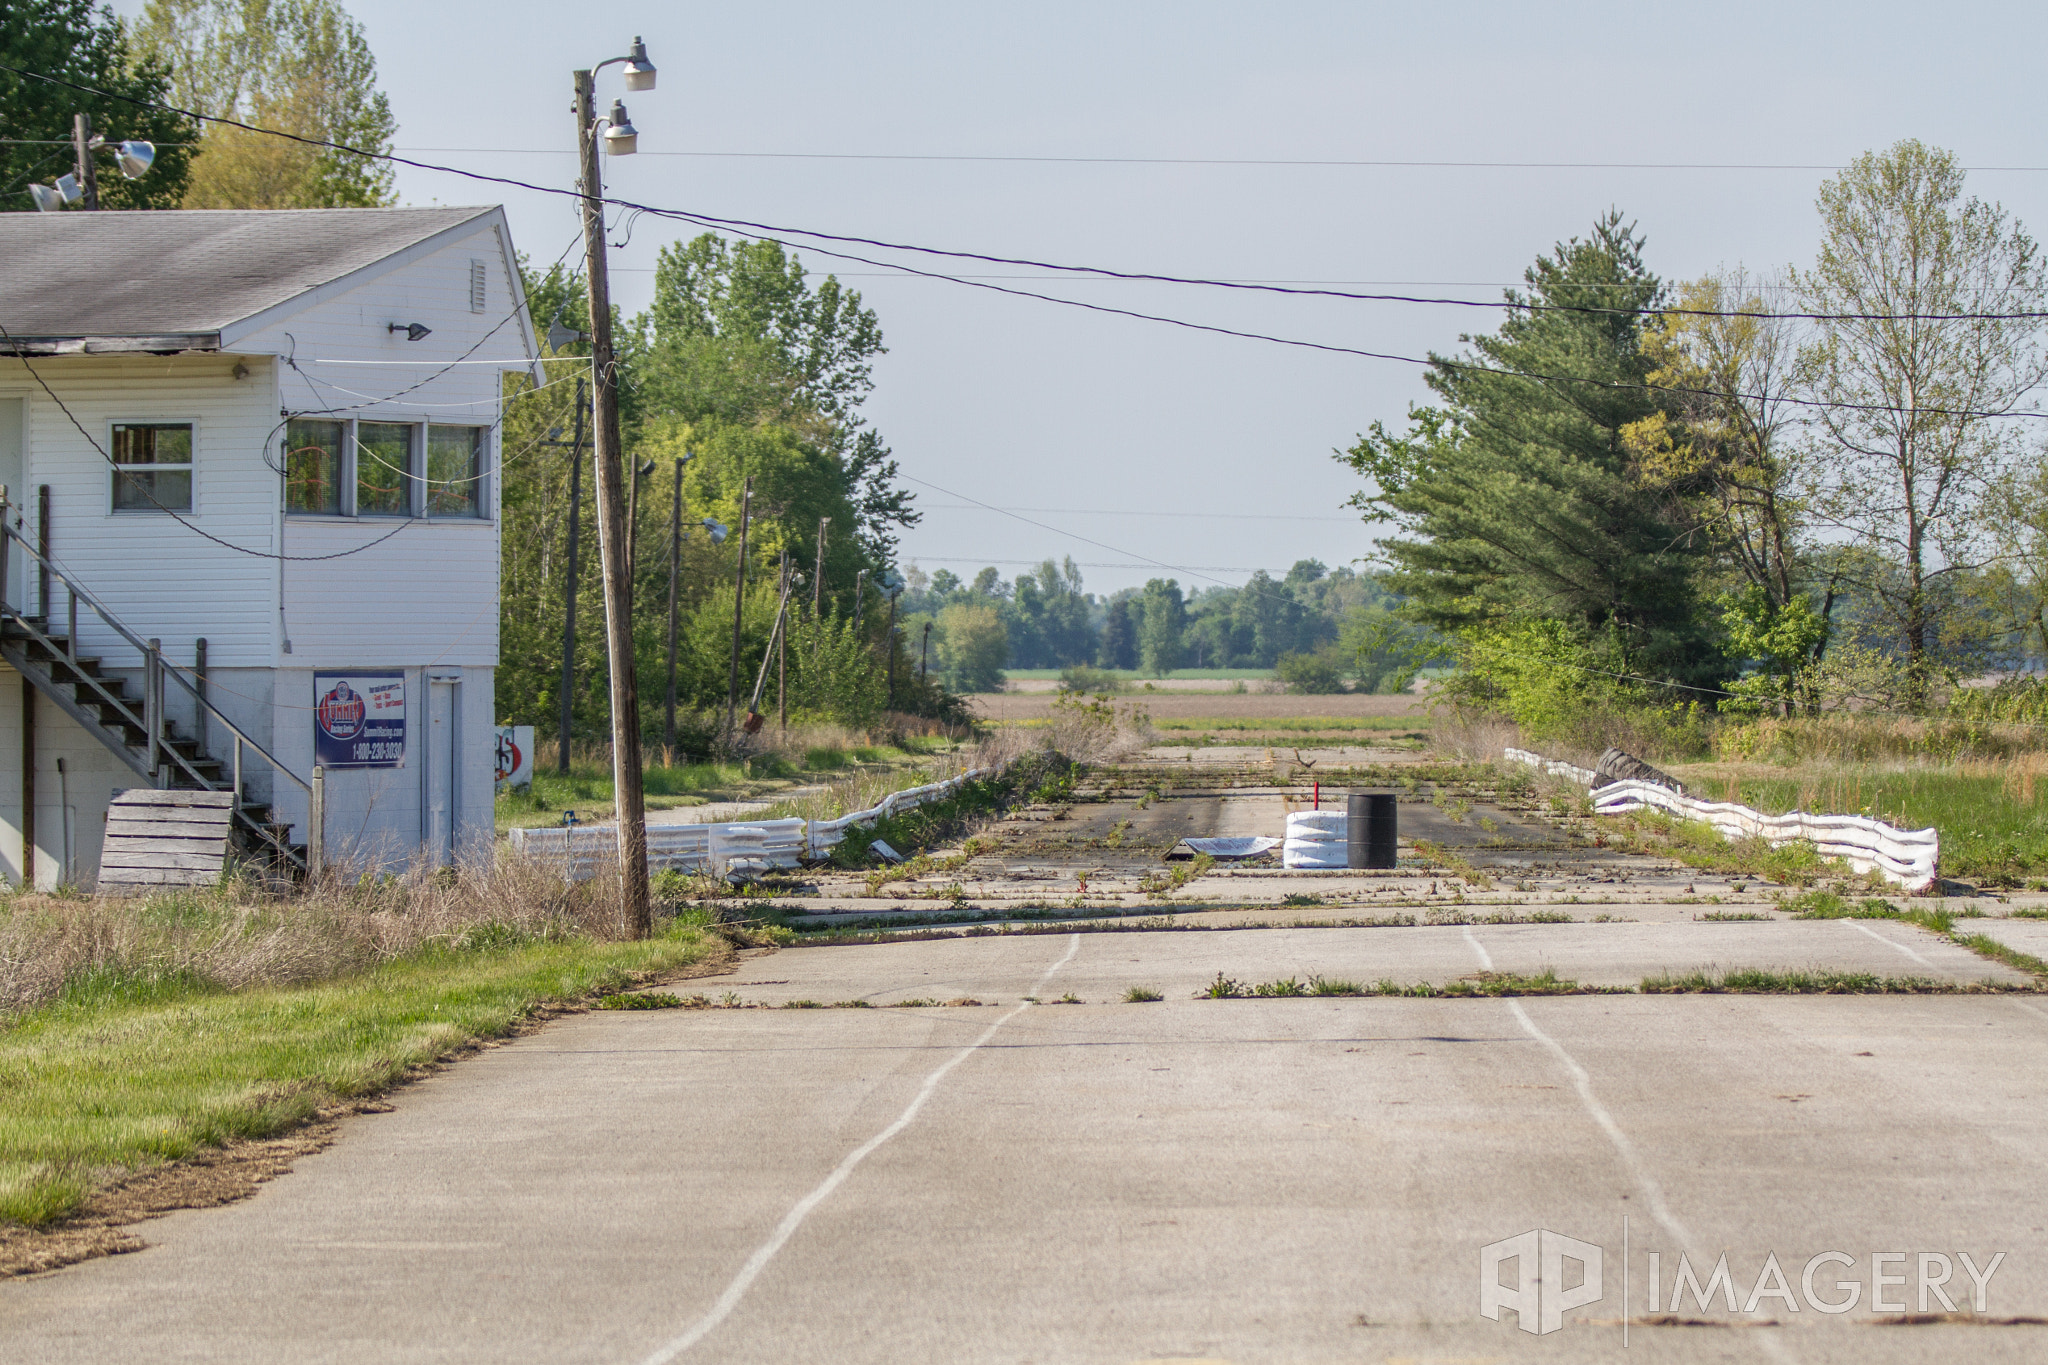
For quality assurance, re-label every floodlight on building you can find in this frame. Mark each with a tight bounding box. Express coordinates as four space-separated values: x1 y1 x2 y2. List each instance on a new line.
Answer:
601 101 638 156
114 141 155 179
621 37 657 91
387 322 433 341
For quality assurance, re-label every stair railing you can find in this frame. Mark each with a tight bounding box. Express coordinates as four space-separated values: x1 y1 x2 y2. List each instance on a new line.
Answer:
0 491 314 876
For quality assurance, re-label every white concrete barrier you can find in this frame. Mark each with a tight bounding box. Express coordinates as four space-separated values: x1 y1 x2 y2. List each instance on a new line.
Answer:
1283 809 1348 869
508 762 1012 880
1502 747 1939 892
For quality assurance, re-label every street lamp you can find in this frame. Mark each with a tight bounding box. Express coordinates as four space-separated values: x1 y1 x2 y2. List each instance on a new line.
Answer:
26 116 156 211
573 38 658 937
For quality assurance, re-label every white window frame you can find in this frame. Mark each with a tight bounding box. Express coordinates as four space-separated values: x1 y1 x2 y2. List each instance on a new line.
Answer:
352 419 419 519
280 417 433 521
424 423 489 520
107 418 198 514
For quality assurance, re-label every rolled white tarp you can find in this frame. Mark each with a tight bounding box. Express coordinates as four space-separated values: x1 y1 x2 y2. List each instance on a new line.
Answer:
1283 810 1348 869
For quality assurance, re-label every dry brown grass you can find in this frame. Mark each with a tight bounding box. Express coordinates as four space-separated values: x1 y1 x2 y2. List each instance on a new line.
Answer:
0 851 634 1018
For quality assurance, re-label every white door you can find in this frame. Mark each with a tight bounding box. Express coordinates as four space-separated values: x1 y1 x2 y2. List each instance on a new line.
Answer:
0 399 22 612
426 676 458 865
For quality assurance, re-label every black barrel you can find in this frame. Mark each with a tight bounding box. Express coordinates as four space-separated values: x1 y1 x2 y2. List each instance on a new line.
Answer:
1347 792 1398 869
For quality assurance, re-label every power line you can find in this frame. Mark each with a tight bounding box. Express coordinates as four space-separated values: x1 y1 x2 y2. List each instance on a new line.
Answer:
5 60 2045 424
391 146 2048 173
908 555 1267 571
921 502 1357 523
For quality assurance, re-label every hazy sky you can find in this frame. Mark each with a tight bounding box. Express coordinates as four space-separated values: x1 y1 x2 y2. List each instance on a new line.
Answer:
113 0 2048 597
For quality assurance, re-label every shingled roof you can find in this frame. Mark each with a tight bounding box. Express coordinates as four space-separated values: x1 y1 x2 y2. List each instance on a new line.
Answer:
0 206 498 353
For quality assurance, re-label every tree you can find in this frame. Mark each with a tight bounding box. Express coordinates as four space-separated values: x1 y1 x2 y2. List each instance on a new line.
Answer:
1626 269 1827 709
1794 140 2048 700
1138 578 1185 676
134 0 396 208
936 602 1008 693
1 1 197 211
1342 211 1721 690
640 234 918 568
1098 594 1138 670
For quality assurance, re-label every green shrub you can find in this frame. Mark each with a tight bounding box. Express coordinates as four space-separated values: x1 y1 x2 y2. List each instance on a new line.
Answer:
1274 647 1350 694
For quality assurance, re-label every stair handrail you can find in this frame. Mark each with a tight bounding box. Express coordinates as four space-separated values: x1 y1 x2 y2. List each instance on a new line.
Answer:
0 497 311 873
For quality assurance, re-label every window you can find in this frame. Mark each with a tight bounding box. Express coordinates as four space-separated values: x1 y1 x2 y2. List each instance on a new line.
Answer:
355 423 413 516
111 423 193 511
284 418 344 514
426 425 484 517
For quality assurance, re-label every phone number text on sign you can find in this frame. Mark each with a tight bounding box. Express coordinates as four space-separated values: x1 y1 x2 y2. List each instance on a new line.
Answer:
315 671 407 769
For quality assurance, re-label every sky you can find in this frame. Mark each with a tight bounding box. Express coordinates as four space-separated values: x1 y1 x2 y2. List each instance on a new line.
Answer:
113 0 2048 598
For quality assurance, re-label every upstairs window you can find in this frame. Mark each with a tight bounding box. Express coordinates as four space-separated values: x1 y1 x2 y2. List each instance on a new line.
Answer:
111 422 193 512
355 422 413 516
426 425 484 517
284 418 344 514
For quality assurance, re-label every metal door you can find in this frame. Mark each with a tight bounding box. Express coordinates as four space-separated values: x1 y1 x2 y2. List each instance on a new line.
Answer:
426 675 458 865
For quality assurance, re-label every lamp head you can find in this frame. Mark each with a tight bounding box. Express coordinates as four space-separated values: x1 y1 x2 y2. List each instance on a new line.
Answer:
602 100 638 156
388 322 432 342
622 37 657 91
53 173 81 204
115 141 155 179
28 183 64 213
702 518 729 545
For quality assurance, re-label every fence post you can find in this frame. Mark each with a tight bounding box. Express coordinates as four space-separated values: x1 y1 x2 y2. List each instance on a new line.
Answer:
144 637 162 782
308 763 325 880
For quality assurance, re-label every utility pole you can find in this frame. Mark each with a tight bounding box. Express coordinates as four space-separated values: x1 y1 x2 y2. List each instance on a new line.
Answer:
812 516 829 652
921 620 932 681
885 588 901 709
724 476 753 737
72 114 99 210
852 568 868 634
777 554 790 735
664 455 684 753
547 376 588 774
574 65 650 936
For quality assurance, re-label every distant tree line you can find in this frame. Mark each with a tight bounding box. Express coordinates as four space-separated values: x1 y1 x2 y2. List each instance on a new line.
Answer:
894 557 1439 695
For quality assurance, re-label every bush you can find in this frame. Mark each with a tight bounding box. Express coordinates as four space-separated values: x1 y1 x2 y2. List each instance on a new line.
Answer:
1058 664 1124 693
1274 647 1350 694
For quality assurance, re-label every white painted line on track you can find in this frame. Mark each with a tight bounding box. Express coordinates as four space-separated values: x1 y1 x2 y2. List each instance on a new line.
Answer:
1845 918 1937 969
638 932 1084 1364
1461 927 1801 1363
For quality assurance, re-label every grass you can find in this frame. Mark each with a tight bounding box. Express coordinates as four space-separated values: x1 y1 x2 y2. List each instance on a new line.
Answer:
0 920 723 1227
1200 969 1611 998
1123 986 1163 1002
1639 968 2003 994
1151 716 1428 733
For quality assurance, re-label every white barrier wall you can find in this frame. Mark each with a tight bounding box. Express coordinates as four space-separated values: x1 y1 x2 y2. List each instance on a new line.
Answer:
507 764 1007 880
1503 749 1939 892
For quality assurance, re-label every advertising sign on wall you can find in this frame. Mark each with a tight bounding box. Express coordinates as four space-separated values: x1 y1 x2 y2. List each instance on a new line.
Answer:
495 725 534 791
314 672 407 768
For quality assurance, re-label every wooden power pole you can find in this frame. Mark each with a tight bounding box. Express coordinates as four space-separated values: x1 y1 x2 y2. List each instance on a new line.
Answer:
574 68 650 937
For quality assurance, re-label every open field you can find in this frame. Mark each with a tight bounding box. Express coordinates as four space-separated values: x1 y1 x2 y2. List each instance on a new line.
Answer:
966 689 1431 722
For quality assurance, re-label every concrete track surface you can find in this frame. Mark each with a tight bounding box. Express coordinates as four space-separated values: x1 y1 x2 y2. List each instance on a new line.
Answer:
6 749 2046 1363
5 926 2047 1363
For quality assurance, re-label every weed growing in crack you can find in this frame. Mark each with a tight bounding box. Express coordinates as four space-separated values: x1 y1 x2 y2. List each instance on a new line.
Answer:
1124 986 1163 1002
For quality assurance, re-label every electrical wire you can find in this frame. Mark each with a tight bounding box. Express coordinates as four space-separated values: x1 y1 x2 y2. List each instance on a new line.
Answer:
390 146 2048 173
5 59 2044 335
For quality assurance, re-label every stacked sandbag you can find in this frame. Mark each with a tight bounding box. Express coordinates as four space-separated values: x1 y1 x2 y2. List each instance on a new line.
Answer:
1282 810 1347 869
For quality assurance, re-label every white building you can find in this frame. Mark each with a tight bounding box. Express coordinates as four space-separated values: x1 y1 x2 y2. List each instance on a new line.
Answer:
0 207 539 888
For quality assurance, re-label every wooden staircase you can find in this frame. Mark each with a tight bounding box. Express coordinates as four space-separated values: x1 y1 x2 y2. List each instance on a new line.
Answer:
0 492 314 881
0 622 306 876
